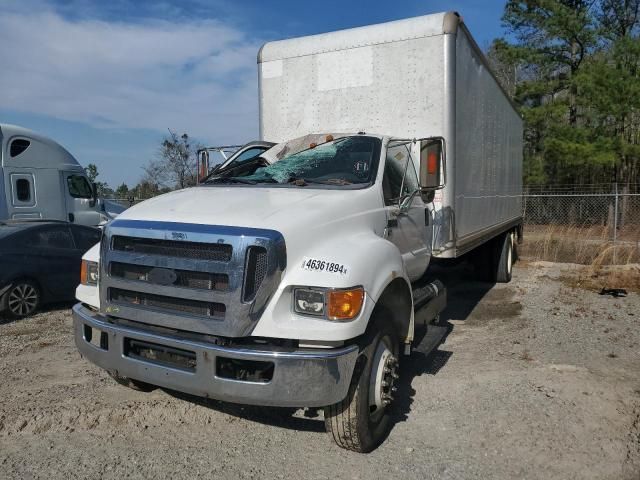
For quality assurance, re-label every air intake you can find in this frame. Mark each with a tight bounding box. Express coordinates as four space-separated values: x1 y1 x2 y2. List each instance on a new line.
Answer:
242 246 268 302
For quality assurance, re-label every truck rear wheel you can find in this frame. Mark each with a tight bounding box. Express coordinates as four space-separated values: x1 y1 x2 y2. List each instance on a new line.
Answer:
470 232 515 283
324 314 400 452
494 232 513 283
108 372 156 392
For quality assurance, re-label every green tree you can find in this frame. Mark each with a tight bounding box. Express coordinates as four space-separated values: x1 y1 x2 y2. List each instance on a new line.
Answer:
598 0 639 40
83 163 112 196
85 163 99 182
495 0 640 186
577 35 640 185
115 182 129 198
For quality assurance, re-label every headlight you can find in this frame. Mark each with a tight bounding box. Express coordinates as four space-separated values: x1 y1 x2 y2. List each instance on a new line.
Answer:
293 286 364 321
80 260 99 286
293 288 325 316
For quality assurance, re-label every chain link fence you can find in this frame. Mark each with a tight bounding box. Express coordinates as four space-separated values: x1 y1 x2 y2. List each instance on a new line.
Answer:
521 184 640 264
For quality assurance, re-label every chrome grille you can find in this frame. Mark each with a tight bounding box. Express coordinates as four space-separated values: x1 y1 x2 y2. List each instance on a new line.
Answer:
110 262 229 291
112 235 232 262
100 220 286 337
109 288 225 319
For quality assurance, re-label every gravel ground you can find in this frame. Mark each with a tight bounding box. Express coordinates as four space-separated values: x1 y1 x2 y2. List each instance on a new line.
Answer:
0 261 639 479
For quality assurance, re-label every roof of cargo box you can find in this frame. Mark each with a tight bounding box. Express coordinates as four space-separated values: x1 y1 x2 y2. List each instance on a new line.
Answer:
258 11 460 63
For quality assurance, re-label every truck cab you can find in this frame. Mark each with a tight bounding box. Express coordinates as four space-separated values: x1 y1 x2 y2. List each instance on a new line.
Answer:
74 133 453 450
0 123 115 226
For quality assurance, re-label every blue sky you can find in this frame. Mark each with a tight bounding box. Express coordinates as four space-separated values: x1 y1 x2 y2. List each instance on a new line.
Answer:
0 0 508 187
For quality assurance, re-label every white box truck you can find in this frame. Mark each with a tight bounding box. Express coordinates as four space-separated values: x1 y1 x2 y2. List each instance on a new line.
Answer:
73 11 523 452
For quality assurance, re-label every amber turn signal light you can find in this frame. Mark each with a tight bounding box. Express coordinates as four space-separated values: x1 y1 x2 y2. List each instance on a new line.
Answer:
327 287 364 321
80 260 99 286
80 260 87 284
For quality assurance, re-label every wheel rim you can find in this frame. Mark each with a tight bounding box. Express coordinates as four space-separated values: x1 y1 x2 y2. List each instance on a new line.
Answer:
369 336 399 418
507 240 513 275
8 284 38 316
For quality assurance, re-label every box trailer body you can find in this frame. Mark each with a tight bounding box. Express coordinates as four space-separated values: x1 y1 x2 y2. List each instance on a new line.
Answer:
73 11 524 453
0 124 120 226
258 11 523 258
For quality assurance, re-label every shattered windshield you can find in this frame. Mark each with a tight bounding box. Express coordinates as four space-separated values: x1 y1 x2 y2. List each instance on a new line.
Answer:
210 136 380 187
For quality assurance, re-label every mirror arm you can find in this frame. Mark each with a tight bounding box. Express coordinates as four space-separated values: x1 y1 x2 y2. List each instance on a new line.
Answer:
399 189 420 214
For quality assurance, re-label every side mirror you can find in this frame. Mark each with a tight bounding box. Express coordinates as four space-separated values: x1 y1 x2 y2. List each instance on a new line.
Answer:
419 137 445 192
90 182 98 207
197 150 210 184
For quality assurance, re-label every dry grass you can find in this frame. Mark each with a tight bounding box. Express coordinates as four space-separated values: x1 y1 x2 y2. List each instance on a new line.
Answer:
562 264 640 293
520 224 640 265
521 224 640 293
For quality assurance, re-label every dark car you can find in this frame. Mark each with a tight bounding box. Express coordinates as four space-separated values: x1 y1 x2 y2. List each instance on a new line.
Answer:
0 220 101 319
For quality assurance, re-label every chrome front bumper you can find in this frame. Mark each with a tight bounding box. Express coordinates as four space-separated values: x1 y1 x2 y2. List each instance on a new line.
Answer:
73 303 359 407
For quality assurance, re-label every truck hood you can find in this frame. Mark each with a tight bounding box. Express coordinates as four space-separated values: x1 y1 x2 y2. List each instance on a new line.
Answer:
118 186 383 239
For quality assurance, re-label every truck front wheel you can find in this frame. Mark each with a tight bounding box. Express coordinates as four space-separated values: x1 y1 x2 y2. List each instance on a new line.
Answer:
324 314 400 452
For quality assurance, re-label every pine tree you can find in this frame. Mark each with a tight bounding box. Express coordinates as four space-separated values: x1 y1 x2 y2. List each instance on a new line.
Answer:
496 0 639 187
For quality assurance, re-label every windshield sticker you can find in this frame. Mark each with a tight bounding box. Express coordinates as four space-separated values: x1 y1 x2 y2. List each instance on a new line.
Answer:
353 160 369 178
301 257 349 275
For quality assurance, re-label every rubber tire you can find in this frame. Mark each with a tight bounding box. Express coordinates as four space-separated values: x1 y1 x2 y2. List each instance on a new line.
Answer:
108 372 156 392
1 280 41 319
324 313 399 453
494 233 514 283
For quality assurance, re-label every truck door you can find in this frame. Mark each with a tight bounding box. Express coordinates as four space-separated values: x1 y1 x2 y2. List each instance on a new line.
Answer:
63 172 102 226
382 143 431 281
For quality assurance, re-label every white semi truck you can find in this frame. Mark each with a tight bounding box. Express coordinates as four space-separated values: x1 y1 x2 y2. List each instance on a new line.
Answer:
0 124 121 226
73 12 522 452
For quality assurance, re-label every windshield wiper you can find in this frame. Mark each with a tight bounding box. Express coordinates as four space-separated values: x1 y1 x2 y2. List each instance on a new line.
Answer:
209 177 257 185
254 177 279 184
203 157 268 183
287 177 352 186
321 178 353 185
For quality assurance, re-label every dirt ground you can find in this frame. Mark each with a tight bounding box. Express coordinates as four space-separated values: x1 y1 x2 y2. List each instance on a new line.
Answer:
1 261 639 479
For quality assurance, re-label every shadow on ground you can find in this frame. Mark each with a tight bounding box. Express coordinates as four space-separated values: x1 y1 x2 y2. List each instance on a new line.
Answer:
165 260 499 444
165 390 326 432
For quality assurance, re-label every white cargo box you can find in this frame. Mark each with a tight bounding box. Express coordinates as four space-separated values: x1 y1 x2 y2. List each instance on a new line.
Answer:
258 11 523 258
